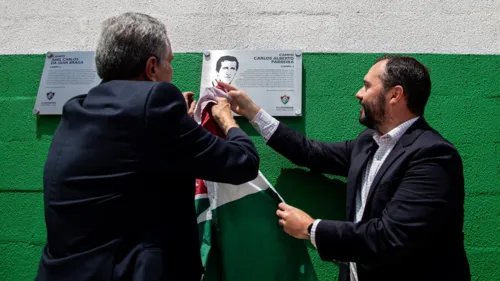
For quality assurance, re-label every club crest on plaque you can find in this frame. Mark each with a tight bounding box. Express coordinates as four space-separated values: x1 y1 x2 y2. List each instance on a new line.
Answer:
280 95 290 105
46 91 55 100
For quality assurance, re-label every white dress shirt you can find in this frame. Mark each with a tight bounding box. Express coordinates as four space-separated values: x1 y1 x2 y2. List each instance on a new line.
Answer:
250 108 419 281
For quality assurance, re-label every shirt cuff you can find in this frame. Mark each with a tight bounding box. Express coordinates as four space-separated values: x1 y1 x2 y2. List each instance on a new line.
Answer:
249 109 279 142
310 219 321 249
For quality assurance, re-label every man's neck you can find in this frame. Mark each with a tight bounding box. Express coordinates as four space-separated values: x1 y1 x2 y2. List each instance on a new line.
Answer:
377 114 419 136
129 74 148 81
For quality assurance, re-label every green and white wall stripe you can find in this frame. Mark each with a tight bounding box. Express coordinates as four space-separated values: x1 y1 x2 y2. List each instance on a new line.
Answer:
1 1 499 280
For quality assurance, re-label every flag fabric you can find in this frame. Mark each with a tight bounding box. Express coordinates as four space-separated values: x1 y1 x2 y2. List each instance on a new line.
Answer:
194 87 318 281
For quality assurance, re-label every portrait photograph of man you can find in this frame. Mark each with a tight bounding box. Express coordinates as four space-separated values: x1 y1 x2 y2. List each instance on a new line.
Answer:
211 55 239 86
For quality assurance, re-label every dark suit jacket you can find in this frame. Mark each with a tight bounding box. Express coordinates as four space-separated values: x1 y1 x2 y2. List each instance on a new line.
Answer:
267 118 470 281
35 80 259 281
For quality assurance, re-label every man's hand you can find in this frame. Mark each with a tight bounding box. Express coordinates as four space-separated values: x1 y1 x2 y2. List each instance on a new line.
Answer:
183 91 196 118
217 81 261 120
211 97 238 134
277 202 315 240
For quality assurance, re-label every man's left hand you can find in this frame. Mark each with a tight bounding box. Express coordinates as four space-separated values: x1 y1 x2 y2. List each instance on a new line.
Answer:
183 92 196 118
277 202 315 240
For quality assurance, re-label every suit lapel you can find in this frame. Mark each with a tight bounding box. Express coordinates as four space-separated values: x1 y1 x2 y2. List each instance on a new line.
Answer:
364 142 405 210
362 117 429 219
346 141 377 221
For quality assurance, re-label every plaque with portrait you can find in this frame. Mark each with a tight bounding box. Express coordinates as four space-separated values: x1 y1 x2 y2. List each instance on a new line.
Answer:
199 50 303 117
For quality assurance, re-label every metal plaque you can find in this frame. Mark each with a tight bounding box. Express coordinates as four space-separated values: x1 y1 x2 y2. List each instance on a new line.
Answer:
199 50 303 116
33 51 101 115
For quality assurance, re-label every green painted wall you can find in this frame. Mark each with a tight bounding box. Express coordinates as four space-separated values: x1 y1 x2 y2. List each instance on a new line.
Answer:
0 53 499 280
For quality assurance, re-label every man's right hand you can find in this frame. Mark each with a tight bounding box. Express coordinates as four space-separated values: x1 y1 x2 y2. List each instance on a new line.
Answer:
217 81 261 120
211 97 238 135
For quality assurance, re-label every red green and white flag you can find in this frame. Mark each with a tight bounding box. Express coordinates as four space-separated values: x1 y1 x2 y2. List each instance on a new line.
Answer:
194 88 318 281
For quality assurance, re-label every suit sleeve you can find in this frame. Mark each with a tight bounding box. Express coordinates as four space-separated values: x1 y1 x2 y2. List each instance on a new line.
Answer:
313 143 463 265
266 122 354 177
144 82 259 185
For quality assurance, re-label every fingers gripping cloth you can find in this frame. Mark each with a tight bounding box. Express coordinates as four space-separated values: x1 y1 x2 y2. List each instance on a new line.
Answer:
193 86 230 126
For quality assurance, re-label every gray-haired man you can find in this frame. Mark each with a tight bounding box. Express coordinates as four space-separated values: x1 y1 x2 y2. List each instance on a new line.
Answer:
34 12 259 281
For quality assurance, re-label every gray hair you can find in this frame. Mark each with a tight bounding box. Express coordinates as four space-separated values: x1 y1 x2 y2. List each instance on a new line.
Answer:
95 12 169 81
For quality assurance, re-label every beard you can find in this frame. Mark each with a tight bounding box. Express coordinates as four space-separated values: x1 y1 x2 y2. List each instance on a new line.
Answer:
359 91 387 131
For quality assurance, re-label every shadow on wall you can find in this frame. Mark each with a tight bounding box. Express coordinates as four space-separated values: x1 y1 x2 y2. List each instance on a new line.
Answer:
234 64 349 248
36 116 61 138
274 168 347 225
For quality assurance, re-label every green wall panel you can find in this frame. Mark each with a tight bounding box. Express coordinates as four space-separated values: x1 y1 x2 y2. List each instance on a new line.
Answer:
0 53 499 280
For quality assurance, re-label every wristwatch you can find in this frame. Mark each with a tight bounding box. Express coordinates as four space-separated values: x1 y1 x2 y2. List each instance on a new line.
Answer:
307 222 313 237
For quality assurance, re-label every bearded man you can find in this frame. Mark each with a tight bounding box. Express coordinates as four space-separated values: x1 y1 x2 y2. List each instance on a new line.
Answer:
216 55 471 281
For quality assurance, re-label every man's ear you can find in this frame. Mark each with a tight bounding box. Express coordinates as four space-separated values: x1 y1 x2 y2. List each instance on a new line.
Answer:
144 56 159 81
389 85 404 105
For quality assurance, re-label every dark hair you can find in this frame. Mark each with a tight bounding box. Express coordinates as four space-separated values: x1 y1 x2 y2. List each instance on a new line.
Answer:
375 55 431 115
216 56 239 72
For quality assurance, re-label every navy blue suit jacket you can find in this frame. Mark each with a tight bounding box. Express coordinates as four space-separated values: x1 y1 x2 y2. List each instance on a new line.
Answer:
35 80 259 281
267 118 470 281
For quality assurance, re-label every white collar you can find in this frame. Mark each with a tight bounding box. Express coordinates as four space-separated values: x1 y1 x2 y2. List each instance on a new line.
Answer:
373 116 420 146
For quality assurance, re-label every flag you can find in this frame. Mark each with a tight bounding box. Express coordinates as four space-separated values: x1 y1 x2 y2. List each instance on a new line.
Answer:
194 87 318 281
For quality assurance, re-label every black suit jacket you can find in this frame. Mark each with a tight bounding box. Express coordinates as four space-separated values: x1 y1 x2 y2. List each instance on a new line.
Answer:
35 80 259 281
267 118 470 281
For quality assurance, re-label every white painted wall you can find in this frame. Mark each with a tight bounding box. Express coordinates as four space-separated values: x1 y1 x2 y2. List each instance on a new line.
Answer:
1 0 499 54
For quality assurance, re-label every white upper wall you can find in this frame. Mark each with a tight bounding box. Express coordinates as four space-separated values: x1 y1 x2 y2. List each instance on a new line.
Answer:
1 0 499 54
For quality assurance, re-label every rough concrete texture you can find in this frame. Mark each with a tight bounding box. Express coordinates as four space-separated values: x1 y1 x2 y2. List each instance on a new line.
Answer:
0 53 499 280
1 0 500 54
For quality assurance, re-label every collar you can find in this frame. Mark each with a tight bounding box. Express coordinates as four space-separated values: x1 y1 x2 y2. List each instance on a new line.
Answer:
215 84 227 92
373 116 420 146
